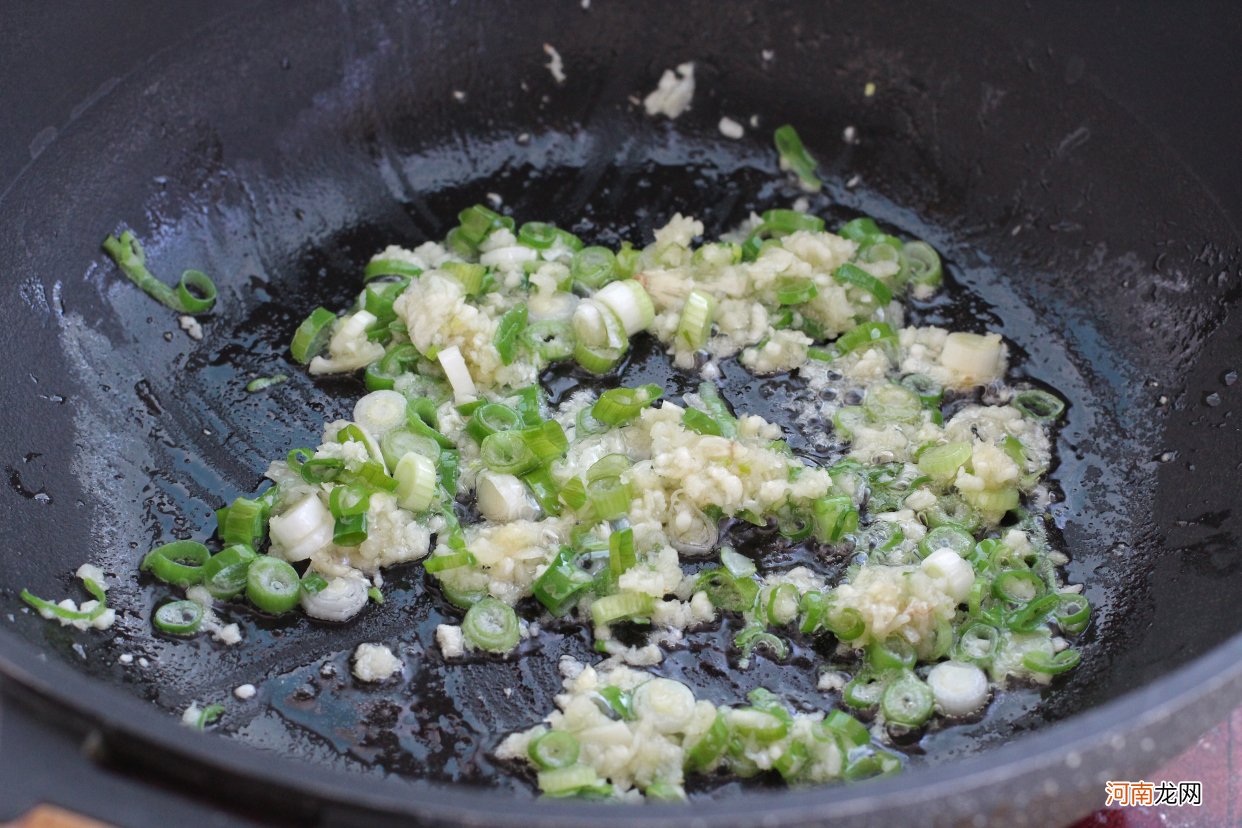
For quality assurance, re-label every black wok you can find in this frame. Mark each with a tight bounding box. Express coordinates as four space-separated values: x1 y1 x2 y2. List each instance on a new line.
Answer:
2 1 1241 825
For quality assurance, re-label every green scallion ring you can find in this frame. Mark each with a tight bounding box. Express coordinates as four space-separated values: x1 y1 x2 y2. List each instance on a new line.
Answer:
202 543 257 600
1023 648 1081 675
153 600 204 636
245 557 301 614
364 258 423 281
290 307 336 364
523 320 575 362
834 262 893 306
1013 389 1066 422
528 730 580 770
176 270 218 314
462 597 520 653
479 430 540 476
141 540 210 588
902 240 942 289
880 672 934 727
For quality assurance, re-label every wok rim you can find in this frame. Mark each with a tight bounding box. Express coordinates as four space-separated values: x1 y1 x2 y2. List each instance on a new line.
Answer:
1 622 1239 825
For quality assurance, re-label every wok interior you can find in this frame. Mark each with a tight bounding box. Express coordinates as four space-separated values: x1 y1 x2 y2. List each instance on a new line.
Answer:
1 0 1240 801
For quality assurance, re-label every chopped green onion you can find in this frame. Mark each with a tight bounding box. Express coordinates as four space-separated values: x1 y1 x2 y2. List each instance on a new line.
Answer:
922 494 982 533
364 258 422 281
812 495 859 543
902 240 942 290
570 247 618 291
520 420 569 465
191 704 225 731
593 280 655 336
480 431 540 476
953 622 1001 666
220 497 268 547
494 303 528 365
290 307 337 364
775 277 818 306
153 600 204 636
863 381 923 424
423 550 477 573
463 597 520 652
141 540 210 588
394 451 437 512
838 217 882 243
364 343 420 391
202 543 257 600
720 547 756 578
834 263 893 305
590 591 653 626
917 441 972 481
300 571 329 595
695 568 758 612
516 221 560 250
685 711 729 771
843 670 887 710
824 604 866 641
325 486 367 518
592 384 663 425
586 476 630 521
537 764 605 797
533 547 593 615
523 320 574 362
835 321 897 357
773 124 822 192
1054 594 1091 635
333 513 368 547
102 231 218 314
993 569 1045 605
246 557 301 614
608 527 636 577
766 583 801 625
729 706 789 741
442 261 486 296
1014 389 1065 422
881 672 934 727
1023 648 1081 675
528 730 580 770
245 374 288 393
676 289 716 350
918 524 975 560
797 590 827 634
572 339 625 374
843 748 902 781
867 635 917 671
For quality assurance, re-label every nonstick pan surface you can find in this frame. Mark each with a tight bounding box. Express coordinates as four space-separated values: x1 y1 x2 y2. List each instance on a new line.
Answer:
2 1 1241 825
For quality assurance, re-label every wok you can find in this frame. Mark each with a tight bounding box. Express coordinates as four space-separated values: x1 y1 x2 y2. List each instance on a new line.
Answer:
2 1 1241 825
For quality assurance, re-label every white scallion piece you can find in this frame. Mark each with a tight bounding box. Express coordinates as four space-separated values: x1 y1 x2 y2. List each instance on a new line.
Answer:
268 494 334 562
477 471 540 522
592 280 655 336
301 574 370 622
353 391 409 438
632 678 696 734
926 661 990 717
437 345 478 404
394 452 437 513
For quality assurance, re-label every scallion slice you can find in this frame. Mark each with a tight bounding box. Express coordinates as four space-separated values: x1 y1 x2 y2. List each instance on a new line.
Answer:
463 597 520 653
290 307 337 364
765 583 801 625
775 277 818 306
834 262 893 306
880 672 934 727
202 543 257 600
364 258 422 281
532 547 593 615
141 540 210 588
153 600 204 636
608 527 636 577
592 384 663 425
835 321 897 357
523 320 574 362
528 730 580 770
590 591 653 626
102 231 218 314
812 495 859 543
423 550 477 573
394 451 437 513
695 568 758 613
494 303 528 366
918 524 975 560
675 289 716 350
570 247 618 291
685 711 729 771
1023 648 1081 675
773 124 822 192
246 557 302 614
953 622 1000 666
1013 389 1066 422
480 431 540 476
587 476 630 521
902 240 943 290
